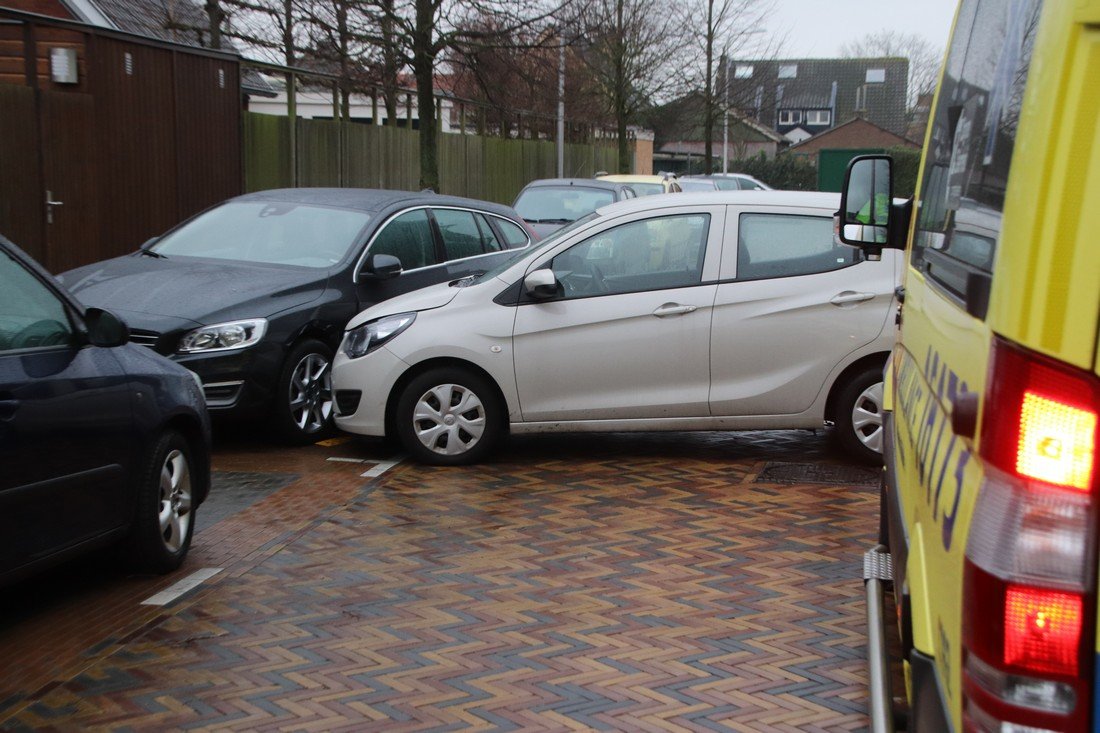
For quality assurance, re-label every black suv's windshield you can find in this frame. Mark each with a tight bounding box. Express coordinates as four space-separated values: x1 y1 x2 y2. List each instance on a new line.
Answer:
514 187 615 223
474 212 601 283
151 201 372 268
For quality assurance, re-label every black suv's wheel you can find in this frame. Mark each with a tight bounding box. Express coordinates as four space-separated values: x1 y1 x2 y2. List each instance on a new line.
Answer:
124 430 195 573
833 366 885 464
274 339 335 444
395 367 503 465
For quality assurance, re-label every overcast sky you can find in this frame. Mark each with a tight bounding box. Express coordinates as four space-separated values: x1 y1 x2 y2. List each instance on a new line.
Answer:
761 0 960 57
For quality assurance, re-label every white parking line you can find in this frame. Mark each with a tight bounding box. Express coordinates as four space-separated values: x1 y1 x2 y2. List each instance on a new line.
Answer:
141 568 223 606
361 457 405 478
326 457 369 464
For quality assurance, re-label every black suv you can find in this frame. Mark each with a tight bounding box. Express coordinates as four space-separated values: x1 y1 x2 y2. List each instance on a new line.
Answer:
0 235 210 586
60 188 534 443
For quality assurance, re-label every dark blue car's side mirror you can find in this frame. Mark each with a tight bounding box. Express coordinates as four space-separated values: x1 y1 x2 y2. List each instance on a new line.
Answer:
86 307 130 347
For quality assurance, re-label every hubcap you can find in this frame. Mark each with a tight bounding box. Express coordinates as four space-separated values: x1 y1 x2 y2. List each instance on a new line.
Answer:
851 381 885 454
289 353 333 434
158 448 192 553
412 383 486 456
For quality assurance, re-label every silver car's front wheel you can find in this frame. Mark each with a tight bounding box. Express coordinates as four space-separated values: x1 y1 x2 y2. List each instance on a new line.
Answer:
396 368 503 465
412 383 487 455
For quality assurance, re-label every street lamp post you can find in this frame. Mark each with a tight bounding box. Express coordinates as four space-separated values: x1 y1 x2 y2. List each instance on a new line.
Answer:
557 38 565 178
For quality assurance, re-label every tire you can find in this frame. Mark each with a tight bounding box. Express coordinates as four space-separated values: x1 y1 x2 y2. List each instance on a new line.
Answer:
124 430 196 573
833 366 886 464
395 367 503 465
273 339 335 444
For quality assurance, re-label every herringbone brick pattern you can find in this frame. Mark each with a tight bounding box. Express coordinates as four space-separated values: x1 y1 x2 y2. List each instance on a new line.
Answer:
2 431 876 731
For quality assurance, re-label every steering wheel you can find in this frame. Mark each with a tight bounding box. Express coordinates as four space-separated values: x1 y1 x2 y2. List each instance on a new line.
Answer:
10 319 71 349
558 255 609 296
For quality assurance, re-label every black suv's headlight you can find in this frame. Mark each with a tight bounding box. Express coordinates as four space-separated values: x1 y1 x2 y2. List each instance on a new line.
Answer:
341 313 416 359
178 319 267 353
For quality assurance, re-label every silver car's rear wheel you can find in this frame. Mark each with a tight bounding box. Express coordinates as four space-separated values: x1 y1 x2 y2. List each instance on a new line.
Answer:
833 366 886 464
396 367 503 465
850 381 884 454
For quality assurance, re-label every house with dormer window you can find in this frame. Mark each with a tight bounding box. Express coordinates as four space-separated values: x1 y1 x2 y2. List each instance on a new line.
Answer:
726 57 909 143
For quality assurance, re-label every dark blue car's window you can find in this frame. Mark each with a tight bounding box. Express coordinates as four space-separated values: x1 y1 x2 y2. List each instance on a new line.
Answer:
369 209 440 270
0 251 76 352
151 202 371 268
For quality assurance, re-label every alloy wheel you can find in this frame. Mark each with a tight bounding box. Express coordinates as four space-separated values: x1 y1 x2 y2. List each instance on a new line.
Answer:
158 448 193 553
289 353 333 434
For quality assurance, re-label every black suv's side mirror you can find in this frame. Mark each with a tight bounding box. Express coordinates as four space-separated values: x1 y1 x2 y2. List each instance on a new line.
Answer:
85 307 130 347
837 155 911 256
361 253 403 280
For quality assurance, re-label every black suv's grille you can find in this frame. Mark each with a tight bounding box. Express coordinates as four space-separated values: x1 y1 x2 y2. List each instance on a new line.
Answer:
335 390 362 416
129 330 160 348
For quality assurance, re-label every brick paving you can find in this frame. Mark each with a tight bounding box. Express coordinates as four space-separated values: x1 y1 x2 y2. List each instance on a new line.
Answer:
0 430 878 731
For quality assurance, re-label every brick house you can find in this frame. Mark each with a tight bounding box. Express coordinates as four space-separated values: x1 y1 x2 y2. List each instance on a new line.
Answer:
783 116 919 165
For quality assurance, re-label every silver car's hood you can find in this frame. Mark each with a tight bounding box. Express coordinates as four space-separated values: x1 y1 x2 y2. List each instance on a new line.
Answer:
346 280 462 330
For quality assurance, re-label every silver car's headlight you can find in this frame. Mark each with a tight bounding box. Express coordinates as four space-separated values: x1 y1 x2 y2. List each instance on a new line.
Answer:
341 313 416 359
178 318 267 353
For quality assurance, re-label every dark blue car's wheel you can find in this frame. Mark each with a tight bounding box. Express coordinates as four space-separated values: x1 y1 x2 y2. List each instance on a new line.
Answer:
274 339 335 444
124 430 195 573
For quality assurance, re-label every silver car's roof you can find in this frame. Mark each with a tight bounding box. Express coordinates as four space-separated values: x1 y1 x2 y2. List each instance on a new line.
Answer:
595 190 840 217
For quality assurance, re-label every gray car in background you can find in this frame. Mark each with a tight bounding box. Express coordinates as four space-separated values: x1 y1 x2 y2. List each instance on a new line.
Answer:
512 178 637 237
684 173 772 191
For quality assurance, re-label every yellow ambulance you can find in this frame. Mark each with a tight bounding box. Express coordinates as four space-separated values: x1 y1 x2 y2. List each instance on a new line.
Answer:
837 0 1100 730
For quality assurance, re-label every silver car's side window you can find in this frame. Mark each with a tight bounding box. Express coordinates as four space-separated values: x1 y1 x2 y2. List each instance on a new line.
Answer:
736 214 861 280
550 214 710 298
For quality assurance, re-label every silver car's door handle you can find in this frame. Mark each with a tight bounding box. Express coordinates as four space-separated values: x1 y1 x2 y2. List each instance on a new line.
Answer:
830 291 876 305
652 303 698 317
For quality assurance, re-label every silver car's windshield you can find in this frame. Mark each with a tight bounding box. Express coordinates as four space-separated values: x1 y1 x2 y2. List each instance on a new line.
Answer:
474 212 601 283
151 201 372 268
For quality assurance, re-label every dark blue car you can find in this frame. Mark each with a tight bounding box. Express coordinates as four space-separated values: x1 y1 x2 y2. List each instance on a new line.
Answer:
0 235 210 586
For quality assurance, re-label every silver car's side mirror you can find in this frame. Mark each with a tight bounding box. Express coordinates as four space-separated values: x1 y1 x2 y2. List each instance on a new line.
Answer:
523 269 560 299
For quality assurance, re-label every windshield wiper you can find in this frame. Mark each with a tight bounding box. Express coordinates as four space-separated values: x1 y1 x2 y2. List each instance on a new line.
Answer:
525 218 573 224
138 248 167 259
450 271 486 287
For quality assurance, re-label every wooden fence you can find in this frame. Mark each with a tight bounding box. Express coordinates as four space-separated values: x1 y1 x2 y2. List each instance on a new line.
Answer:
244 113 622 205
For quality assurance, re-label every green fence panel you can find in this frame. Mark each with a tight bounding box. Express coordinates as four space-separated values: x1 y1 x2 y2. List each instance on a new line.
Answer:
463 135 485 202
345 123 374 188
438 133 467 197
245 115 629 201
243 113 292 191
297 118 343 187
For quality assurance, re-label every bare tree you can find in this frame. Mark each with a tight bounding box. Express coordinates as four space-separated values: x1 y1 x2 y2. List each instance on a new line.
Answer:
570 0 681 172
679 0 774 172
359 0 565 189
840 30 942 109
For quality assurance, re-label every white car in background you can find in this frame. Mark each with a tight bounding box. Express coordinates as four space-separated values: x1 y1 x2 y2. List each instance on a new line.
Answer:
331 191 901 465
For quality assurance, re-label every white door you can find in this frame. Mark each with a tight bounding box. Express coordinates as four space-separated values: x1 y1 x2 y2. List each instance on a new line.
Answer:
513 208 723 422
709 207 896 416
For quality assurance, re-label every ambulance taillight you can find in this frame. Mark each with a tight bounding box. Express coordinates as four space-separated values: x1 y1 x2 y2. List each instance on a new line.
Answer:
962 337 1098 732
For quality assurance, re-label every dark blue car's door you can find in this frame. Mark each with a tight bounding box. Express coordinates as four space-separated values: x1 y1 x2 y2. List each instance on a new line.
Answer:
0 248 134 574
